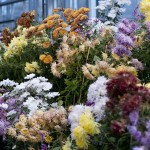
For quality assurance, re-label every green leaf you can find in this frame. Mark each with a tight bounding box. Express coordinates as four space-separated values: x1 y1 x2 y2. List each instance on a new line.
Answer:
108 137 116 143
93 56 100 62
58 100 63 106
52 147 61 150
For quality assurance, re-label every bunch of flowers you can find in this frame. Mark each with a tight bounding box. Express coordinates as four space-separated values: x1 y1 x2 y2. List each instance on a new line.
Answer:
96 0 131 24
66 76 110 149
0 0 150 149
51 34 100 78
86 76 109 121
68 105 100 149
127 111 150 150
3 25 51 60
17 10 36 28
82 52 138 80
106 72 150 114
31 7 89 40
7 107 68 149
0 74 59 118
106 71 150 142
112 19 138 56
0 28 14 46
24 62 41 73
3 34 28 60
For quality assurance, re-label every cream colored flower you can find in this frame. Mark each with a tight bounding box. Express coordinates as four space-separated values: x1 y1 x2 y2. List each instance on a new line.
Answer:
7 127 17 137
17 135 27 142
51 62 61 78
19 114 27 123
82 66 95 80
79 44 85 52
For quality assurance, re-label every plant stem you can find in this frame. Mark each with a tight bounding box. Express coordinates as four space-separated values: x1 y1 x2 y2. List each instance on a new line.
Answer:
78 48 90 103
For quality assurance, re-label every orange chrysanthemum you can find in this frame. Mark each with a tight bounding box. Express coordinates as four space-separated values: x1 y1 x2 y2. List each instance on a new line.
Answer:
39 54 53 64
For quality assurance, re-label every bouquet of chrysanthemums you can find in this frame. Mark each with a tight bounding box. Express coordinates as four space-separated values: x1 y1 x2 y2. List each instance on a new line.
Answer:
0 0 150 149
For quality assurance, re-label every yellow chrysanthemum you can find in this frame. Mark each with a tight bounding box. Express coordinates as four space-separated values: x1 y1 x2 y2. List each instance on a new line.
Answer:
116 65 137 76
24 61 41 73
17 135 27 142
140 0 150 22
73 126 89 149
44 135 53 143
4 35 27 59
79 110 100 135
102 52 108 61
62 140 72 150
111 52 120 61
145 83 150 88
20 128 30 136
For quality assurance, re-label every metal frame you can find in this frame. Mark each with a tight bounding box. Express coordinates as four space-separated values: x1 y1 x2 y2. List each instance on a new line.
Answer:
0 19 15 24
0 0 26 6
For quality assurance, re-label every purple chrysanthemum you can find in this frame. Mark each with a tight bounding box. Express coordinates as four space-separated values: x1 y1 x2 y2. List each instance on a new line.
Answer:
113 44 132 56
41 143 47 150
86 100 95 106
129 110 139 126
127 111 150 147
130 59 144 71
113 19 138 56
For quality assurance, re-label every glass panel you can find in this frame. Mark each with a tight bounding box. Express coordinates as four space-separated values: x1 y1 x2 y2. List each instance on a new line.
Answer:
57 0 65 8
0 0 30 31
0 1 30 22
64 0 70 8
11 1 30 19
78 0 88 8
0 22 16 30
122 0 140 19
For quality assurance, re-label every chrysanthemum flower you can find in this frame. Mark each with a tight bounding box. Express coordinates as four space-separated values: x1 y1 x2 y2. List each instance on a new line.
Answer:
73 126 89 149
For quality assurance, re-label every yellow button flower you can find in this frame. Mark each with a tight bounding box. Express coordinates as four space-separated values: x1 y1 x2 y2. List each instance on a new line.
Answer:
39 54 53 64
42 41 50 48
44 135 53 143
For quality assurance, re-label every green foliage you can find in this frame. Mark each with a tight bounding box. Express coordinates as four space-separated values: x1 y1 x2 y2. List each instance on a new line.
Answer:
133 40 150 83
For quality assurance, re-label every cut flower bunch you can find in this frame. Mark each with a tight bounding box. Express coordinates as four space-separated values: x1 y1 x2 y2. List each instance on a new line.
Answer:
0 0 150 149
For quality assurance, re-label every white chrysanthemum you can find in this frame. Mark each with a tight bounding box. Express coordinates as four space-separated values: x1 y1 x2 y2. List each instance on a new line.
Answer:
68 105 85 125
117 0 131 5
7 110 17 116
0 103 8 110
24 74 35 80
87 76 107 101
3 75 59 117
96 0 131 23
87 76 109 121
19 92 30 101
108 8 117 19
23 96 48 117
0 79 18 87
45 92 60 99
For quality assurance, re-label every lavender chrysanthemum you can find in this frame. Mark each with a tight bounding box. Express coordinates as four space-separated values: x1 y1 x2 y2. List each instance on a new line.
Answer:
113 45 131 56
41 143 47 150
127 111 150 147
113 19 138 56
129 111 139 126
130 59 144 71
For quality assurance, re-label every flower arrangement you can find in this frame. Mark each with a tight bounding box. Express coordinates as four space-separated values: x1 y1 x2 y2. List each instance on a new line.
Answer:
0 0 150 149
